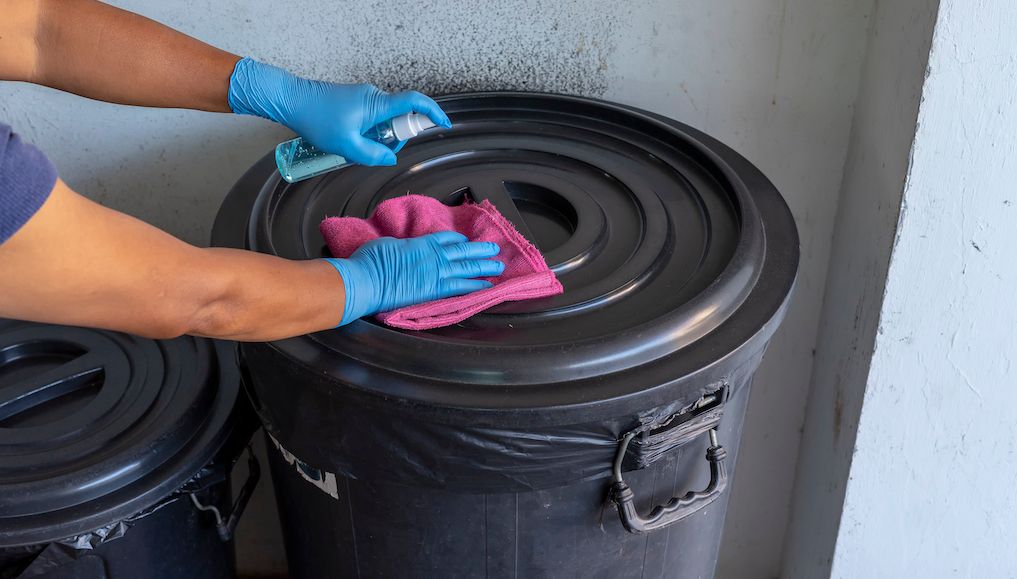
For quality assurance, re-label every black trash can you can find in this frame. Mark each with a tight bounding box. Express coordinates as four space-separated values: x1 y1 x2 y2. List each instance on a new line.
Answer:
0 320 259 579
212 92 799 579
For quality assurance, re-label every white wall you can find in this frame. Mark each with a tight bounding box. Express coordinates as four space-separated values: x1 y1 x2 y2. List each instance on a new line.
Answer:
0 2 875 576
827 0 1017 575
781 1 940 576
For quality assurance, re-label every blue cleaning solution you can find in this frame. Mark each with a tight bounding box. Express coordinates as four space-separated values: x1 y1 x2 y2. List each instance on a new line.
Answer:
275 113 437 183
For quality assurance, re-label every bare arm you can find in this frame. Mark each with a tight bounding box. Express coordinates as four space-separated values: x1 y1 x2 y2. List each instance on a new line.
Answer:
0 0 480 339
0 179 343 340
0 0 239 111
0 1 340 339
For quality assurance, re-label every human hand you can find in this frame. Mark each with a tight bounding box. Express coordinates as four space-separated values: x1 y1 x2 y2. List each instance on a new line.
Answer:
228 57 451 166
325 232 503 326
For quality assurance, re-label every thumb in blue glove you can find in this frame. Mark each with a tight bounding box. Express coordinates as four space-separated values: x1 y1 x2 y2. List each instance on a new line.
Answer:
227 57 452 166
325 232 504 326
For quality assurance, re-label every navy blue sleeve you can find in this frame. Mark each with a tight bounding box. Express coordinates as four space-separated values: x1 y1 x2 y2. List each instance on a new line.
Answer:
0 121 57 245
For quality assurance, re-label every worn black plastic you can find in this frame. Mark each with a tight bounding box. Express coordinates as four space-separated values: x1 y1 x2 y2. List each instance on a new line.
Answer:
265 358 758 579
213 94 795 416
0 319 255 578
1 485 236 579
213 92 799 579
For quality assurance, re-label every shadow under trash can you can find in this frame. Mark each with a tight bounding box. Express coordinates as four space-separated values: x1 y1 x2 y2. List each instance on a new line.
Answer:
212 92 799 579
0 320 259 579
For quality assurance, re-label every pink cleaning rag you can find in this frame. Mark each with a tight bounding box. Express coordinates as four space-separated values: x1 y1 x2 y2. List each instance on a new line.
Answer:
320 195 563 330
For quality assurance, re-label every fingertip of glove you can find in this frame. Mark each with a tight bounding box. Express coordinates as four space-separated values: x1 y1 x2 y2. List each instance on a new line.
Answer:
372 149 398 166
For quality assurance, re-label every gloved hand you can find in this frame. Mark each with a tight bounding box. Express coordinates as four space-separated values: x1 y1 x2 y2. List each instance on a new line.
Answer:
227 57 452 166
325 232 503 326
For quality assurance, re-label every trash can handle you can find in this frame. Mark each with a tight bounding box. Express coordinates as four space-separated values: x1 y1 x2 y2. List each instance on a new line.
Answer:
190 446 261 542
610 428 728 534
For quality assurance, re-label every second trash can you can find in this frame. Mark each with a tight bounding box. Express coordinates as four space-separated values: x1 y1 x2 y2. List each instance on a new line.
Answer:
0 320 258 579
213 92 799 579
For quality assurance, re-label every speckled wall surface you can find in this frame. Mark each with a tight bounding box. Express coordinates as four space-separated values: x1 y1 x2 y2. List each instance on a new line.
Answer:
795 0 1017 575
781 1 939 576
0 2 874 577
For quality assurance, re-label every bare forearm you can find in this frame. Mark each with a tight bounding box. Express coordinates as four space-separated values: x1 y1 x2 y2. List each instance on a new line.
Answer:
188 248 343 341
2 0 239 111
0 180 343 340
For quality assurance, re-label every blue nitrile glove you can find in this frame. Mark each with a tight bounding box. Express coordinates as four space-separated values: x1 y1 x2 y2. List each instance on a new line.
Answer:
325 232 504 326
227 57 452 166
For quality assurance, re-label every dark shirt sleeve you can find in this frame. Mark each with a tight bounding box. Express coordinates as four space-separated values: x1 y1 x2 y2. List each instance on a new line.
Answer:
0 122 58 245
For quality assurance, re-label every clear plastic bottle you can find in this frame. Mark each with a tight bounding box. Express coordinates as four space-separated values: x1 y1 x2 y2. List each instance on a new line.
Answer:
275 113 437 183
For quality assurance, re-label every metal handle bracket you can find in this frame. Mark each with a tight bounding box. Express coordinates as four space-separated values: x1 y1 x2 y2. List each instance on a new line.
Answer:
610 428 728 534
190 446 261 542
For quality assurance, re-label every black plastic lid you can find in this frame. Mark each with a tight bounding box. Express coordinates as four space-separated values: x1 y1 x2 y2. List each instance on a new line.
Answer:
213 93 798 416
0 321 241 547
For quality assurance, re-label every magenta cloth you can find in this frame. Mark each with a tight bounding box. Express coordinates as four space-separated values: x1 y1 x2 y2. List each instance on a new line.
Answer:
320 195 563 330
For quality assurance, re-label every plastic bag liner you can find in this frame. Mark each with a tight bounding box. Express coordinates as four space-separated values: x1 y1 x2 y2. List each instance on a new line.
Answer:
0 460 232 579
251 349 765 495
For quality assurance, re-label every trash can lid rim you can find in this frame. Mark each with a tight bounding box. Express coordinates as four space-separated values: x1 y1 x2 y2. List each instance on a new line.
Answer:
213 92 799 400
0 321 242 547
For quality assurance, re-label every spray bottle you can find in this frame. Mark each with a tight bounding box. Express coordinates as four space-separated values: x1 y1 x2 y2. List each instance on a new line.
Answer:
275 113 437 183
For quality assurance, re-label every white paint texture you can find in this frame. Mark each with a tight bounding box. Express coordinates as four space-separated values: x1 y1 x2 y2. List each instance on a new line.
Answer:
0 2 876 576
781 1 940 577
827 0 1017 576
